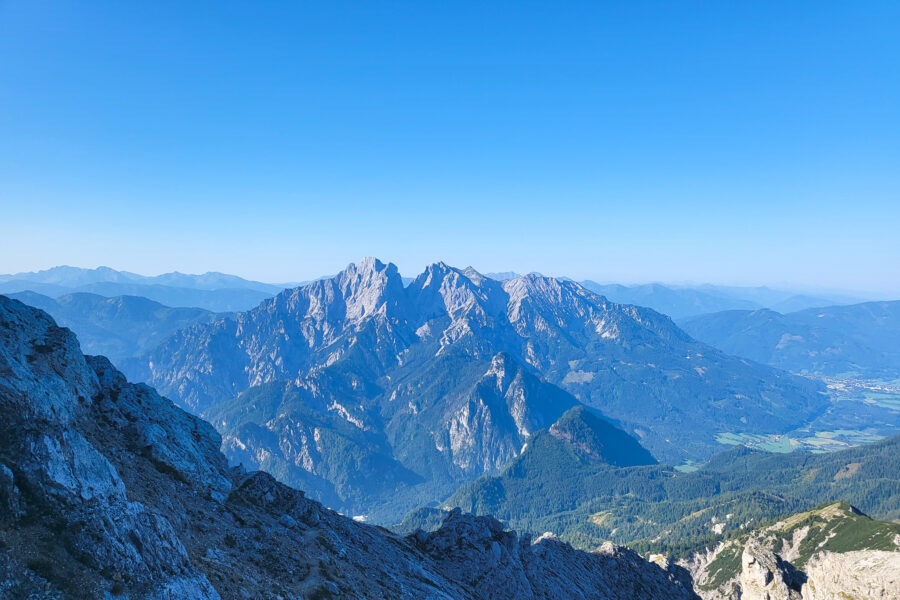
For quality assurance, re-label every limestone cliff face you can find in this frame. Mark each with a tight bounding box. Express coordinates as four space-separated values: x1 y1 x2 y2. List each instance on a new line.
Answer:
739 540 803 600
0 295 698 600
802 550 900 600
683 502 900 600
442 353 578 474
739 544 900 600
0 295 224 599
144 258 826 470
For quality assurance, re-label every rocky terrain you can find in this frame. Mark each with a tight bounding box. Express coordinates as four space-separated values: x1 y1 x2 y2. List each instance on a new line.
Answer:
681 502 900 599
0 294 700 599
132 258 825 518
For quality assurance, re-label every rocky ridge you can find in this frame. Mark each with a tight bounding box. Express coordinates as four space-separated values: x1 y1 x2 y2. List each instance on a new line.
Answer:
681 502 900 600
0 294 698 599
138 258 825 518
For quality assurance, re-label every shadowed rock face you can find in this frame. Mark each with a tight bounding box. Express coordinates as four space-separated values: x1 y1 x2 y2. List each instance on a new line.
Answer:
0 295 699 599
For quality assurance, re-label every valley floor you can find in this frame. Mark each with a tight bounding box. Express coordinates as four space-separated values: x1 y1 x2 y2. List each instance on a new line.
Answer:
713 376 900 454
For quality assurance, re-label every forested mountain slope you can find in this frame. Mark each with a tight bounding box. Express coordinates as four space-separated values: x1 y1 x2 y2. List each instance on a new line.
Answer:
405 430 900 556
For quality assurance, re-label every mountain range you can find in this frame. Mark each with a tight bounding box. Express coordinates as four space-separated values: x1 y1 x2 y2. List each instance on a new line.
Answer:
0 266 295 311
679 301 900 378
0 265 291 292
578 282 866 319
2 265 870 318
483 273 866 319
5 291 220 365
121 258 827 522
0 294 703 600
3 283 897 600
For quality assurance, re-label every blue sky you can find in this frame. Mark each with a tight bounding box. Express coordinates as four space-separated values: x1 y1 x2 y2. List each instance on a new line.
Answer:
1 1 898 294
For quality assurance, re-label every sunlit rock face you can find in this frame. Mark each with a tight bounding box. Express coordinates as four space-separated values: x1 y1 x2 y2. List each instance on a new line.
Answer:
682 502 900 600
141 259 825 518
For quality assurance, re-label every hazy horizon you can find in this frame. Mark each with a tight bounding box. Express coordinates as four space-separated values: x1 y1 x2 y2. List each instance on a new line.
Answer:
0 261 888 300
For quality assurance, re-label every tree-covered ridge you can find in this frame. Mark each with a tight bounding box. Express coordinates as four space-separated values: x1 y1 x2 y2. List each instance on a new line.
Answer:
405 433 900 558
548 406 657 466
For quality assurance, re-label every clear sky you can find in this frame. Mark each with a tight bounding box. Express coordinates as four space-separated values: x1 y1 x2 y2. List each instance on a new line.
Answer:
1 1 898 295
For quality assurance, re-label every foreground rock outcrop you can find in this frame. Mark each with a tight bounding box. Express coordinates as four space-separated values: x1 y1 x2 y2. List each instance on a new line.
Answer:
802 550 900 599
0 295 697 599
739 541 803 600
739 543 900 600
682 502 900 600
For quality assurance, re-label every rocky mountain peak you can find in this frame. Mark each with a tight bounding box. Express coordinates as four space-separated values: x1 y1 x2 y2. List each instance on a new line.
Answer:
334 257 405 322
462 266 487 284
410 260 507 327
502 274 591 324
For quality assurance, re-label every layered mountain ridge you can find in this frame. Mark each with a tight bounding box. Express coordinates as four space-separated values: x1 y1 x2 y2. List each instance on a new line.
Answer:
6 291 220 365
0 266 291 312
136 258 827 520
579 282 865 320
679 301 900 378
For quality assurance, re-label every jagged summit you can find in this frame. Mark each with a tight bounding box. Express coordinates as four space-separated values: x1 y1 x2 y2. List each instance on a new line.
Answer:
409 260 507 329
140 258 825 518
145 258 825 462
